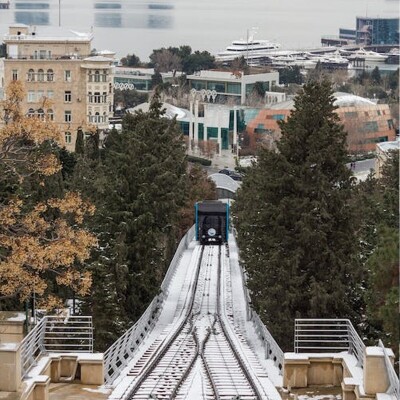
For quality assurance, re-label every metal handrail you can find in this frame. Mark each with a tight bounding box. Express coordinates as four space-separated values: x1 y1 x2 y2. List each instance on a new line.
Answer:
20 317 47 378
44 315 93 353
295 319 366 367
378 340 399 398
252 313 284 372
232 229 284 374
20 315 94 378
103 226 195 386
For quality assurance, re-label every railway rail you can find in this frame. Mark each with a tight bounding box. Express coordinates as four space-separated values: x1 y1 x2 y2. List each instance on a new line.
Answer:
120 245 268 400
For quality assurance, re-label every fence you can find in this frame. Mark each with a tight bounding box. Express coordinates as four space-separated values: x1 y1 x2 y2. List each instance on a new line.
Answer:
378 340 399 398
103 226 195 386
20 315 93 378
20 317 47 378
232 230 284 374
294 319 365 367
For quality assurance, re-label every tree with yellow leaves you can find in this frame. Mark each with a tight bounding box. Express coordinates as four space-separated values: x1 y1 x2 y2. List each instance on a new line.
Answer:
0 81 97 308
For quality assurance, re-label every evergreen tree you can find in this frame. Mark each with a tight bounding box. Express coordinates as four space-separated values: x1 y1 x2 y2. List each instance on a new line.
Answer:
234 81 361 350
97 95 187 325
357 151 399 356
371 66 382 85
75 127 85 155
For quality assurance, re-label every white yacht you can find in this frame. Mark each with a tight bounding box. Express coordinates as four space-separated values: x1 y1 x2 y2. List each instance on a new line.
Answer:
216 36 280 62
347 48 388 62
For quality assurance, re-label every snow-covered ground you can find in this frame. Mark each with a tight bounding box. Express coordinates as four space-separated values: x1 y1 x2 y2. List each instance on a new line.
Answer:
108 236 283 399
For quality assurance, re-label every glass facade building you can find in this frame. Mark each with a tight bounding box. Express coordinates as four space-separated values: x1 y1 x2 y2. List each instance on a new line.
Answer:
356 17 399 45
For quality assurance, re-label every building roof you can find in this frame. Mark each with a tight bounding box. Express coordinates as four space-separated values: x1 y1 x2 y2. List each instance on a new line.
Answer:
83 55 114 62
4 26 93 42
129 102 193 120
376 140 400 153
333 92 376 107
269 92 378 110
209 173 240 193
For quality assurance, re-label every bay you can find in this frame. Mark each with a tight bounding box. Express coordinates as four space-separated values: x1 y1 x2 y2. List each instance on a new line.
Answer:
0 0 398 60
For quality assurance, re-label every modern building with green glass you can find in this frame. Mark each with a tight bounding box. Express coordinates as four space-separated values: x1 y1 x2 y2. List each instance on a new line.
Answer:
186 70 279 105
113 67 179 92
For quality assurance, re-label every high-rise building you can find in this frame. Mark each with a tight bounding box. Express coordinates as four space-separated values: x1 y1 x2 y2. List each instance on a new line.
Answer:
1 24 114 151
356 17 399 45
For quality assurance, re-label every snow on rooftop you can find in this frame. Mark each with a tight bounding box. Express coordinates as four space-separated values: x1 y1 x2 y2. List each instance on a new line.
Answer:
377 140 400 153
5 26 93 41
270 92 380 110
0 311 26 322
129 102 192 120
209 173 240 193
333 92 376 107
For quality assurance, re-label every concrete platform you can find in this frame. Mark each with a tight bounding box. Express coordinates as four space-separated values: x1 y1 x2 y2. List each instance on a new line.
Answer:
49 383 110 400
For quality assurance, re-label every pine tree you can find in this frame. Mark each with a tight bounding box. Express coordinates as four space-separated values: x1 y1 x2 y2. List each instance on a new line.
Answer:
75 127 85 155
234 80 361 350
358 151 399 356
96 97 187 325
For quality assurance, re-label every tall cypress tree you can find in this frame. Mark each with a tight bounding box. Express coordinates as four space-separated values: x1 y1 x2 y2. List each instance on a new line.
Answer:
75 127 85 155
100 96 187 324
234 81 361 350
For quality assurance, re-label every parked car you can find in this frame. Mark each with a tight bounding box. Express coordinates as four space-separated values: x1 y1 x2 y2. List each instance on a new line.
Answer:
218 168 242 181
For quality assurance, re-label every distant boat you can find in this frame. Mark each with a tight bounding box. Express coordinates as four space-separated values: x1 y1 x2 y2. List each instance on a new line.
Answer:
216 36 280 63
0 1 10 9
347 48 388 62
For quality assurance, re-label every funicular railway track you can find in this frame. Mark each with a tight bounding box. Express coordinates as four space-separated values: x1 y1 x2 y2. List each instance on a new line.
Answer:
124 245 264 400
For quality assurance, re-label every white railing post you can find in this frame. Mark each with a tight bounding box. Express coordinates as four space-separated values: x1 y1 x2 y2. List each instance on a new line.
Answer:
378 339 399 398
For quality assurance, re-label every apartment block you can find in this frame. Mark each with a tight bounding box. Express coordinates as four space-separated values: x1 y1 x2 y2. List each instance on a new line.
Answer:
1 24 114 151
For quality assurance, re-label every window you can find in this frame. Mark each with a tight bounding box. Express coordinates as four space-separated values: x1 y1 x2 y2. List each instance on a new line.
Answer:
88 92 93 103
47 69 54 82
27 108 35 117
12 69 18 81
388 119 394 129
64 91 72 103
94 70 100 82
102 71 107 82
64 111 72 123
33 50 38 60
272 114 285 120
28 91 36 103
363 121 378 133
47 109 54 121
27 69 35 82
64 70 71 82
377 110 381 116
65 132 72 144
227 82 241 94
47 90 54 99
102 92 107 102
345 111 358 118
94 92 101 103
37 90 44 100
39 50 46 60
37 69 44 82
37 108 44 119
207 81 225 92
